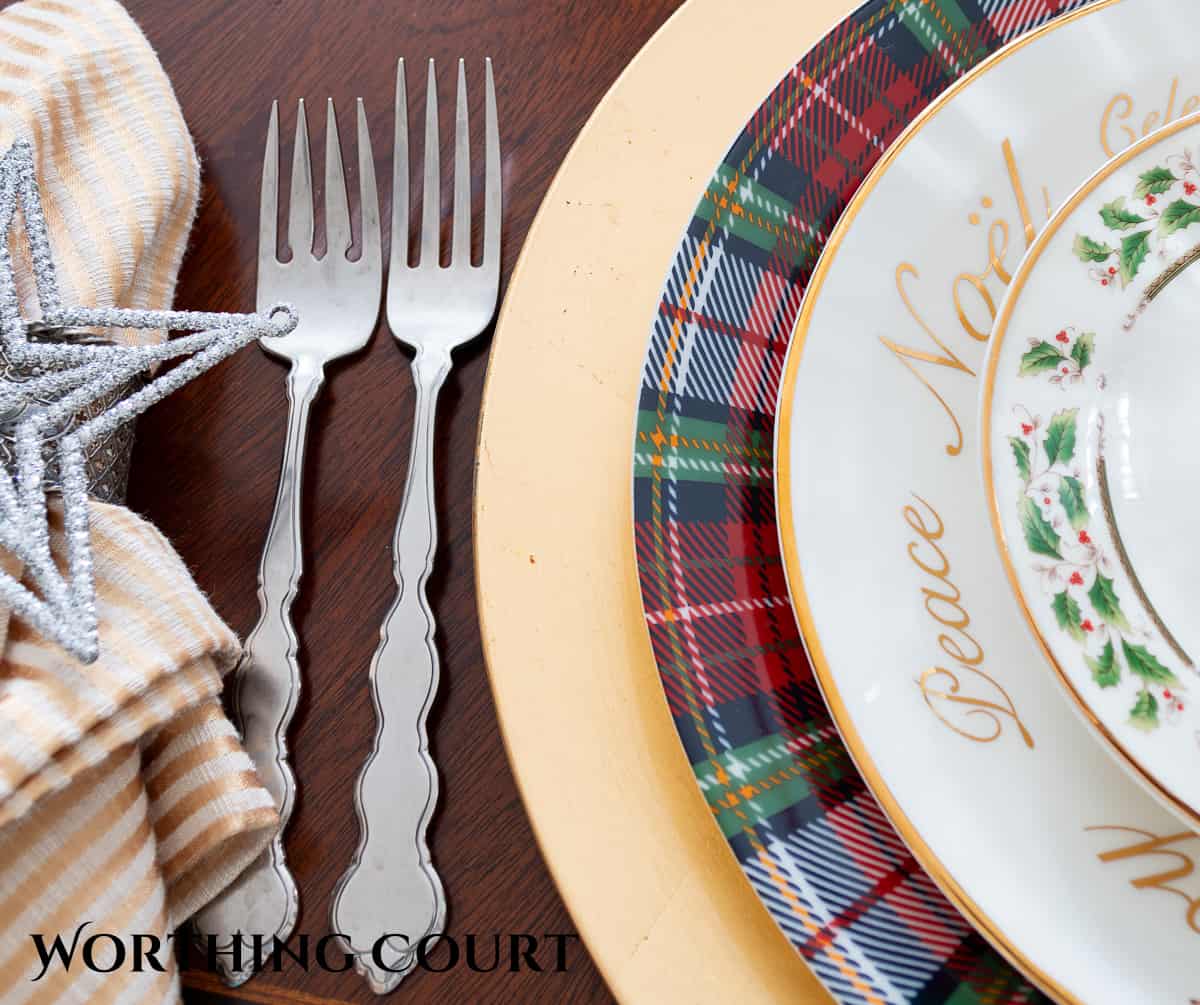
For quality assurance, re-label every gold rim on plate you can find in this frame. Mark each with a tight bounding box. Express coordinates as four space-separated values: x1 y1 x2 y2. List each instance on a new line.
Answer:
473 0 855 1000
775 2 1126 1003
981 108 1200 833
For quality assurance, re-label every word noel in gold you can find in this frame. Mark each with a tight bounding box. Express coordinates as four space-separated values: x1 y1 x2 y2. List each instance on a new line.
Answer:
880 140 1041 457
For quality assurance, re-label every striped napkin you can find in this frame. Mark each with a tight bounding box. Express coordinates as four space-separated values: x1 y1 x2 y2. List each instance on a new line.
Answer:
0 1 278 1002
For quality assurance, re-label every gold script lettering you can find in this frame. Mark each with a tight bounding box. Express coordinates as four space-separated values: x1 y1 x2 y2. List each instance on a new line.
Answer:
1101 93 1136 157
1002 138 1036 248
879 140 1037 459
953 272 996 343
879 266 972 457
987 218 1011 285
1101 78 1199 156
903 494 1034 748
1087 825 1200 934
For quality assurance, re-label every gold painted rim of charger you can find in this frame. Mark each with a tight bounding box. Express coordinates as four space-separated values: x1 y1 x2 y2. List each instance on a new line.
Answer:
775 2 1127 1003
981 108 1200 833
472 0 854 1001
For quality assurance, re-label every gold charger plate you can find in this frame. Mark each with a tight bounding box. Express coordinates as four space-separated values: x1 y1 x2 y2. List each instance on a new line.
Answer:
473 0 853 1000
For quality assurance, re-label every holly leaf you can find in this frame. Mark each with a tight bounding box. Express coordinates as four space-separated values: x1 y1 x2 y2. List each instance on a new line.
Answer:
1019 341 1065 376
1120 230 1151 286
1122 639 1178 686
1134 165 1176 197
1086 640 1119 688
1100 197 1146 231
1058 475 1088 530
1043 408 1078 466
1158 198 1200 236
1009 437 1031 484
1073 234 1114 263
1129 689 1159 732
1071 331 1094 371
1019 495 1061 559
1052 590 1086 642
1088 573 1131 632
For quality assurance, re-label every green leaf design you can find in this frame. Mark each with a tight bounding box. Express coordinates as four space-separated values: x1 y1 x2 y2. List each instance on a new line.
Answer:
1009 437 1031 484
1019 495 1061 559
1073 234 1114 263
1043 409 1078 466
1100 197 1147 231
1070 331 1094 371
1134 165 1176 197
1088 574 1131 632
1129 689 1159 732
1086 640 1119 688
1019 341 1065 376
1158 198 1200 236
1122 640 1178 686
1052 590 1086 643
1119 230 1151 285
1058 476 1088 530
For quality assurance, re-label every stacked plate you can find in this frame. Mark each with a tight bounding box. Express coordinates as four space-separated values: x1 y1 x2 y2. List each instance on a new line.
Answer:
482 0 1200 1002
477 0 1200 1002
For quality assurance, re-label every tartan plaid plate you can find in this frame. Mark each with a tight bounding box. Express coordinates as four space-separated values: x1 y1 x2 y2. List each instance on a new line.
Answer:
631 1 1100 1002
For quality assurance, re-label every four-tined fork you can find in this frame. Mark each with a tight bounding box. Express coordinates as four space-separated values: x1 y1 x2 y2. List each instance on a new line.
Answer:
199 60 501 994
332 57 501 993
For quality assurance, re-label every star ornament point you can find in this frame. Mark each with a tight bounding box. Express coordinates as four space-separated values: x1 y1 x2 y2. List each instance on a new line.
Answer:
0 140 298 663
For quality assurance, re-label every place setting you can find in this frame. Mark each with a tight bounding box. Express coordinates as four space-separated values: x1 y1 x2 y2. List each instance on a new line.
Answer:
486 0 1200 1002
2 0 1199 1002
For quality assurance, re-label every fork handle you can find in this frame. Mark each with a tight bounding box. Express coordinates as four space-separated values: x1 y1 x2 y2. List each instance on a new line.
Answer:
193 357 321 984
333 345 451 994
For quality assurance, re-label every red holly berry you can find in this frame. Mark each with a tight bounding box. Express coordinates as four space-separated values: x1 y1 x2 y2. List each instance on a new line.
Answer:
1186 182 1196 195
1061 366 1069 374
1021 423 1033 435
1069 572 1084 586
1056 331 1069 343
1078 530 1091 544
1178 702 1185 712
1101 279 1109 286
1081 619 1095 632
1146 194 1157 206
1108 266 1117 275
1165 689 1173 700
1043 497 1051 505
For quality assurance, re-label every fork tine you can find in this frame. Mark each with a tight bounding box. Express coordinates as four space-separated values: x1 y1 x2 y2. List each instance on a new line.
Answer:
259 101 279 274
324 99 351 258
420 59 440 267
482 57 501 273
357 97 382 269
390 59 409 272
289 99 314 258
451 59 470 267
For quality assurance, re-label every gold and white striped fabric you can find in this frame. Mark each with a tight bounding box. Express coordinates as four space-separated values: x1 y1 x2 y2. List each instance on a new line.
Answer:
0 1 277 1002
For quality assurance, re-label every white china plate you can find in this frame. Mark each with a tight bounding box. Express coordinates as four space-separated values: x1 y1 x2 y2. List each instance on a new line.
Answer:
776 1 1200 1002
985 111 1200 830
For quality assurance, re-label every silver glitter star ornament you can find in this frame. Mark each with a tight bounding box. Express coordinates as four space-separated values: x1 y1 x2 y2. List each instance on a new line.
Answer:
0 140 298 663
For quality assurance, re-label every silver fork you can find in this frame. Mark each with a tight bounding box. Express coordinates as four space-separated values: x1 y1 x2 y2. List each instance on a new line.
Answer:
194 97 382 986
332 57 500 993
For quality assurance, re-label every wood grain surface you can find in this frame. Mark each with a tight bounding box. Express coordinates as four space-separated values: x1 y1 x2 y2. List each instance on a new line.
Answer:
118 2 684 1002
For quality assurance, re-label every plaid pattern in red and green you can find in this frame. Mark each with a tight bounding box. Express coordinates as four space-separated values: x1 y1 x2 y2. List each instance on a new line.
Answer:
632 1 1099 1002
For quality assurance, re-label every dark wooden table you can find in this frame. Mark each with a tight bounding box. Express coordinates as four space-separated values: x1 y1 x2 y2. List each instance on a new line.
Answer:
120 2 684 1002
